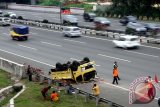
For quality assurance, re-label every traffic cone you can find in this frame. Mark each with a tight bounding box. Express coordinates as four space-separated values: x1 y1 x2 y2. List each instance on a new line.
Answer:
154 74 159 83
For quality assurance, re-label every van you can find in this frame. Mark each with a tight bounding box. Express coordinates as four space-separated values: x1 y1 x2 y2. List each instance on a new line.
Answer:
0 17 10 26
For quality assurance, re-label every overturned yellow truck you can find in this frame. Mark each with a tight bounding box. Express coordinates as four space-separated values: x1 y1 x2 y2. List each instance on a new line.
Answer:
49 57 97 82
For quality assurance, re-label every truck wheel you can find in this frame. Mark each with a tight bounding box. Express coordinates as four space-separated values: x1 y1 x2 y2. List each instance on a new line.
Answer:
25 37 28 40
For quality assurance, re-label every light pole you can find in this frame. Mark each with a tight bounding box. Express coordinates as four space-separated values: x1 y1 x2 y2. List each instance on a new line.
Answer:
60 0 63 24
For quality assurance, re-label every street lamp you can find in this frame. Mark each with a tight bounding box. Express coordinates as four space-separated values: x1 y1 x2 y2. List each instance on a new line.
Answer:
60 0 63 24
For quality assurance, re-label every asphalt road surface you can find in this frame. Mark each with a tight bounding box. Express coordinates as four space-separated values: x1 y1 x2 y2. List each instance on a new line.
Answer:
2 9 126 31
0 25 160 107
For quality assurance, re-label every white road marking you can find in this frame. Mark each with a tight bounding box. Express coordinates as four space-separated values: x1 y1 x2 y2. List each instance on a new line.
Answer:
124 50 159 58
64 39 86 44
82 35 112 41
3 33 9 36
70 58 101 67
41 41 62 47
98 54 131 62
141 45 160 50
18 44 38 50
0 48 54 67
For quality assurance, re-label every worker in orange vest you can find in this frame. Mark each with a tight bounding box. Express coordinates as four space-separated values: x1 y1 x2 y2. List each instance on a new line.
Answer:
113 61 120 80
147 76 154 100
112 66 118 85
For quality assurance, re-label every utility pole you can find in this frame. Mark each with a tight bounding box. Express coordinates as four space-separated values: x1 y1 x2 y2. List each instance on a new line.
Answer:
60 1 62 24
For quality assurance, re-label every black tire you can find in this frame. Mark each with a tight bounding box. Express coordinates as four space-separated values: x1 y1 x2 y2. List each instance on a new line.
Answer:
25 37 28 40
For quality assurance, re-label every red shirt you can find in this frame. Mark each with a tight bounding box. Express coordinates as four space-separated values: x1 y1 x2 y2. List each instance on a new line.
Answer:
41 87 49 93
50 93 58 101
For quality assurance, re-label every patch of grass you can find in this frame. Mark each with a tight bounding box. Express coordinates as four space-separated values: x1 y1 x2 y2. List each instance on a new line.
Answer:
0 92 17 107
15 80 107 107
65 3 93 11
0 69 12 88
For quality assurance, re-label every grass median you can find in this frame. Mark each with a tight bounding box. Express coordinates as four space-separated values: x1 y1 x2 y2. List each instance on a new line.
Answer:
14 80 107 107
0 69 15 107
0 69 12 88
0 70 107 107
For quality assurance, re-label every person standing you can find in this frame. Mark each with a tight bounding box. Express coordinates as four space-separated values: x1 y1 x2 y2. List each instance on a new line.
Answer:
147 76 154 100
27 65 32 81
41 86 51 100
112 66 118 85
113 61 120 80
92 83 100 97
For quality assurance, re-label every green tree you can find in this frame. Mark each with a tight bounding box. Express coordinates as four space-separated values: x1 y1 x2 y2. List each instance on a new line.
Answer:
110 0 160 19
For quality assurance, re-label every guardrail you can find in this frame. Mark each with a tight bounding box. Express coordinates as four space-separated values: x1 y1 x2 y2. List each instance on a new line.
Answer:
10 18 160 45
37 74 124 107
73 87 124 107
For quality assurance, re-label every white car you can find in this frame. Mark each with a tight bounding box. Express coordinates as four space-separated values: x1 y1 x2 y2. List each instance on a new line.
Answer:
7 12 17 18
113 36 141 49
62 26 81 37
0 17 10 26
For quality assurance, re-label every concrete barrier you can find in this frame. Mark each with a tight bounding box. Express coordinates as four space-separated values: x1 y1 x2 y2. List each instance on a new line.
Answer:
0 57 25 79
108 32 114 37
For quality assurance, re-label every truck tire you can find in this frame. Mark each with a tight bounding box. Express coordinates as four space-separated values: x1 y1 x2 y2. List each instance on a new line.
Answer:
83 57 90 63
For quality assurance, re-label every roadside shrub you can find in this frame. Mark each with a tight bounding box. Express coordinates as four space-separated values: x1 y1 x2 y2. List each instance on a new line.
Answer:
42 19 49 23
37 0 60 6
17 16 23 20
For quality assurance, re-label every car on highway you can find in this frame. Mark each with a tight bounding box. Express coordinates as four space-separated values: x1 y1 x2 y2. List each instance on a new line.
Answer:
83 12 96 22
0 17 10 26
125 22 147 36
143 23 160 37
62 15 78 26
62 26 81 37
10 25 29 41
143 23 160 31
119 16 137 26
94 17 111 26
4 12 17 19
94 17 111 30
112 35 140 49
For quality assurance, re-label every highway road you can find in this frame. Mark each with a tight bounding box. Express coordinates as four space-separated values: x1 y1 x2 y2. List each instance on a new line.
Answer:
2 9 126 31
0 24 160 107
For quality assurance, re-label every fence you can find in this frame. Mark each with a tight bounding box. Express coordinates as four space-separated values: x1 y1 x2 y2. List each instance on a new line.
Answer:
37 73 124 107
10 19 160 44
0 57 25 79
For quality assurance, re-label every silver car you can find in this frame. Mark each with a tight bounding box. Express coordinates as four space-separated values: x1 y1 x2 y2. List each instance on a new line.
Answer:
0 17 10 26
62 15 78 25
94 17 111 26
62 26 81 37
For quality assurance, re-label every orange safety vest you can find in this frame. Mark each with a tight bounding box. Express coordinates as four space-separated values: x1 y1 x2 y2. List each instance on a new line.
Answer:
113 68 118 77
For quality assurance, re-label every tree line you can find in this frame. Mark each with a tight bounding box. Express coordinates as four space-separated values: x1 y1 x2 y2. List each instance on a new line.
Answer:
110 0 160 19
